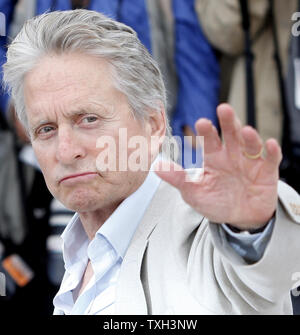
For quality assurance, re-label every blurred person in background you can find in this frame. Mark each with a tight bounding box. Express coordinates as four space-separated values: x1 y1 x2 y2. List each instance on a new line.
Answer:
195 0 299 191
148 0 220 168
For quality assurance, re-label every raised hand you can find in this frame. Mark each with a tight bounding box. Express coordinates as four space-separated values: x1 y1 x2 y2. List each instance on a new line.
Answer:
155 103 282 230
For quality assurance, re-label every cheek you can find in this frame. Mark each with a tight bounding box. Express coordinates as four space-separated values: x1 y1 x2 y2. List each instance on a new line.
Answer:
32 146 57 187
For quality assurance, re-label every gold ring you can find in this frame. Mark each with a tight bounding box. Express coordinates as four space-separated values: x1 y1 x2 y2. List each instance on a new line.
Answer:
243 147 263 160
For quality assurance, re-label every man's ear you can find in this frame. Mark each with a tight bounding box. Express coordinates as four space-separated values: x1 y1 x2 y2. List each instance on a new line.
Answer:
145 104 167 160
147 104 166 138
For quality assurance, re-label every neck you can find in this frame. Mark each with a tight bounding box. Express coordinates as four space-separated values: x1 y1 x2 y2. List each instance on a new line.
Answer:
77 168 152 240
78 202 120 240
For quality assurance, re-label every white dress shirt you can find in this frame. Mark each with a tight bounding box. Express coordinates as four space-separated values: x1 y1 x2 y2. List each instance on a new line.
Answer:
53 159 274 315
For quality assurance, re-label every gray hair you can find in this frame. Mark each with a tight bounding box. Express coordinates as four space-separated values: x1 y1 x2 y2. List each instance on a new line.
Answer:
3 9 172 139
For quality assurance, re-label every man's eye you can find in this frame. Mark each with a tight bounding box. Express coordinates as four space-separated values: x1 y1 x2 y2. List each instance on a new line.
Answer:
82 115 98 123
38 125 55 134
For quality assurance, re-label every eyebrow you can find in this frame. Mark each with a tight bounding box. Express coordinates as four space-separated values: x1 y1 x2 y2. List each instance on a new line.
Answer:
29 104 112 135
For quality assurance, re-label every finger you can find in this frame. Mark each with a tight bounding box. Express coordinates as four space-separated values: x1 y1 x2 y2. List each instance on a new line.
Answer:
263 138 282 174
241 126 263 158
195 118 222 154
217 104 243 157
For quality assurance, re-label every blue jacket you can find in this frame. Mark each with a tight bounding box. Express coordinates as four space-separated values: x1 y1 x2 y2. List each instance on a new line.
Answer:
171 0 220 136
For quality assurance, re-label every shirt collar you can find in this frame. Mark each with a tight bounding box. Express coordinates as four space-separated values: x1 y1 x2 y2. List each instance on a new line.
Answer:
98 158 162 258
61 155 162 268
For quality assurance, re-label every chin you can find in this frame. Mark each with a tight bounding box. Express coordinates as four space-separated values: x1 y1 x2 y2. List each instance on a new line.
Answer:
60 188 103 213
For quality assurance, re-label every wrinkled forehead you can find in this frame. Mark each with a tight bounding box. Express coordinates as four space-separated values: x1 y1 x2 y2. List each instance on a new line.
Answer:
23 53 123 123
24 52 115 97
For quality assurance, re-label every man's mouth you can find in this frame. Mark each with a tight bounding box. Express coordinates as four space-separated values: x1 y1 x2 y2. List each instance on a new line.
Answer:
59 172 98 184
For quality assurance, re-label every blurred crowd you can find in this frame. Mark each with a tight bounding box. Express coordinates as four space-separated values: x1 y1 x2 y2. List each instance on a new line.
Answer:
0 0 299 315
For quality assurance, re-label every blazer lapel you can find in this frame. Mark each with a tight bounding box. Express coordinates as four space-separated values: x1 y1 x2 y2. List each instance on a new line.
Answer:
114 181 170 314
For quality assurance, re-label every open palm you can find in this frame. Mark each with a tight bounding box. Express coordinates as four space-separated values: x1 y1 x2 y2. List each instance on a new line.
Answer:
156 104 282 230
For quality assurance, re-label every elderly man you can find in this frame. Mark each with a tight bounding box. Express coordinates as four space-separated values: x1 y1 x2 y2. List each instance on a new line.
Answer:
3 9 300 315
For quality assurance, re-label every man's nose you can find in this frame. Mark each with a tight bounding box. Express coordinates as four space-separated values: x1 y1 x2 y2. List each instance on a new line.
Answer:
56 126 86 164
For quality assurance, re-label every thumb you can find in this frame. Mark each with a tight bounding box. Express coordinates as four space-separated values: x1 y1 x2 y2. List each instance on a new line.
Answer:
154 160 187 190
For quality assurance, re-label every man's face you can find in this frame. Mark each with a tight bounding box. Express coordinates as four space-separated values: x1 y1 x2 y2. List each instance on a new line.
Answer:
24 53 155 213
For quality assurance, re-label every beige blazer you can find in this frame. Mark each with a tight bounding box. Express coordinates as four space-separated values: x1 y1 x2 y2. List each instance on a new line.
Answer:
115 180 300 314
